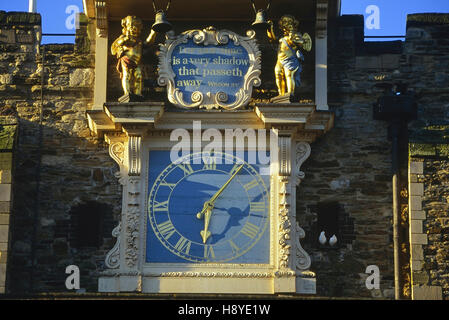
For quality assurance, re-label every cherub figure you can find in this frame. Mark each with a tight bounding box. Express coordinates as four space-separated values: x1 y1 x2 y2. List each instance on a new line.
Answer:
111 15 157 99
267 15 312 98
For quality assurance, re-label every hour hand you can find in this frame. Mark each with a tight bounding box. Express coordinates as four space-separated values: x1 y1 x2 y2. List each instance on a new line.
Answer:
196 201 213 243
196 200 213 219
200 208 212 243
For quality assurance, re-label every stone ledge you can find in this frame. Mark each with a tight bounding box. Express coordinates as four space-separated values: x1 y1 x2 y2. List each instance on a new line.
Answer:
0 214 9 225
0 202 10 213
412 271 429 285
409 183 424 196
410 196 423 211
0 263 5 283
409 161 424 174
410 233 428 245
410 210 426 220
0 225 8 242
410 143 449 159
0 184 11 202
407 13 449 28
410 220 423 234
411 259 424 271
0 11 41 26
0 170 11 184
411 245 424 260
413 285 443 300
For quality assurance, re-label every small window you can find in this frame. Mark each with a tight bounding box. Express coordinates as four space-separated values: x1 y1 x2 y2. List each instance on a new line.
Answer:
316 202 340 247
69 201 110 248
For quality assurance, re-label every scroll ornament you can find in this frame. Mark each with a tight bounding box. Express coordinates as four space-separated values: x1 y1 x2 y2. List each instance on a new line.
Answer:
158 27 261 110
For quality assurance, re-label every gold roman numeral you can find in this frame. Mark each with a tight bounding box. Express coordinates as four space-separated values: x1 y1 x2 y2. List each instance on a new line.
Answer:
174 236 191 255
203 245 215 260
177 163 194 176
228 239 241 255
203 157 217 170
153 200 169 212
159 180 176 190
240 222 259 239
157 220 176 240
250 202 266 212
243 179 258 191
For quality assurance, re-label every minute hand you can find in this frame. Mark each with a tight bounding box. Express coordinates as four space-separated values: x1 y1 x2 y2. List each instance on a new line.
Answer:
197 164 244 220
196 164 244 244
209 164 244 204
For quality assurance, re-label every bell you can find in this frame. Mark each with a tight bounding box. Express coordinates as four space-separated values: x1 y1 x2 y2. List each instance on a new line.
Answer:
152 10 172 33
252 9 269 30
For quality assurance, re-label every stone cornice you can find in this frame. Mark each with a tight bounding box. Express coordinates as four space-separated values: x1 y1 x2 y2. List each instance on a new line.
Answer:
87 103 334 144
255 104 334 143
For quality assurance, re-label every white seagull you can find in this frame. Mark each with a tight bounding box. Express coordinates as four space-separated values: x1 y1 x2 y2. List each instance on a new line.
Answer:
319 231 327 245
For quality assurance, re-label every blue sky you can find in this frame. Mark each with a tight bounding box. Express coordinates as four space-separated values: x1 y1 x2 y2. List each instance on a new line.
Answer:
1 0 449 43
342 0 449 40
1 0 83 43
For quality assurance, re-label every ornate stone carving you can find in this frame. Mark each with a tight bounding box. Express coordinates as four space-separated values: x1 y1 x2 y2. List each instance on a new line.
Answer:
294 141 311 185
158 27 261 110
109 142 125 166
128 135 141 176
295 222 311 270
95 1 108 37
158 272 273 278
316 0 328 39
275 132 294 270
278 135 292 177
278 176 291 269
105 223 121 269
125 177 141 268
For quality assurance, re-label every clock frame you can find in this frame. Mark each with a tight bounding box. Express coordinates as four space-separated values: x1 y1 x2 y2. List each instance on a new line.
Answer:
91 104 333 294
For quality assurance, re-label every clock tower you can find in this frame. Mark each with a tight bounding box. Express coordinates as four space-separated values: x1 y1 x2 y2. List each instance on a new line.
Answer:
85 0 335 295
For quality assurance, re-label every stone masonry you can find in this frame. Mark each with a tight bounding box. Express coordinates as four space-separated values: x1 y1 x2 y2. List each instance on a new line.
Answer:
0 9 448 299
299 14 449 299
407 14 449 300
0 117 17 294
0 11 122 293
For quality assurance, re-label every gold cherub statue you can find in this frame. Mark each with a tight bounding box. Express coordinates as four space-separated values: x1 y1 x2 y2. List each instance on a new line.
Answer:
267 15 312 98
111 15 157 100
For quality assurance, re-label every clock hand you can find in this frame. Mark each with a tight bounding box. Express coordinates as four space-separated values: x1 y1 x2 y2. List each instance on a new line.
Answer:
196 164 244 243
199 205 213 244
197 164 243 219
209 164 244 205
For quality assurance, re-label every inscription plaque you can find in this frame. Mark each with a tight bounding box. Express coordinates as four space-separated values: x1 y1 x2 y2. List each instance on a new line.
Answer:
158 27 261 110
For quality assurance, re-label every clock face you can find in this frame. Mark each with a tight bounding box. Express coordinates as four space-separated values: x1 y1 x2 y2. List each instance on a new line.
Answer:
146 151 270 263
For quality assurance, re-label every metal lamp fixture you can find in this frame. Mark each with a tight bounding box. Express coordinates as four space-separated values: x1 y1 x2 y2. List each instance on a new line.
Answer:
250 0 271 30
152 0 173 33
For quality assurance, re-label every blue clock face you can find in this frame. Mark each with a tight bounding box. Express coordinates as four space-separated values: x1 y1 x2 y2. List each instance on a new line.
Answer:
146 151 270 263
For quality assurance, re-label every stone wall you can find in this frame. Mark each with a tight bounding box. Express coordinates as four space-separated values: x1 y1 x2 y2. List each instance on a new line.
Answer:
297 15 396 299
297 13 449 299
1 9 448 299
406 14 449 300
0 117 17 294
0 11 122 294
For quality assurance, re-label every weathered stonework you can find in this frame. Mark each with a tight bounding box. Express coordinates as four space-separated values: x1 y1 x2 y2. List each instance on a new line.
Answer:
0 117 17 294
406 13 449 300
0 11 121 293
0 7 448 299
